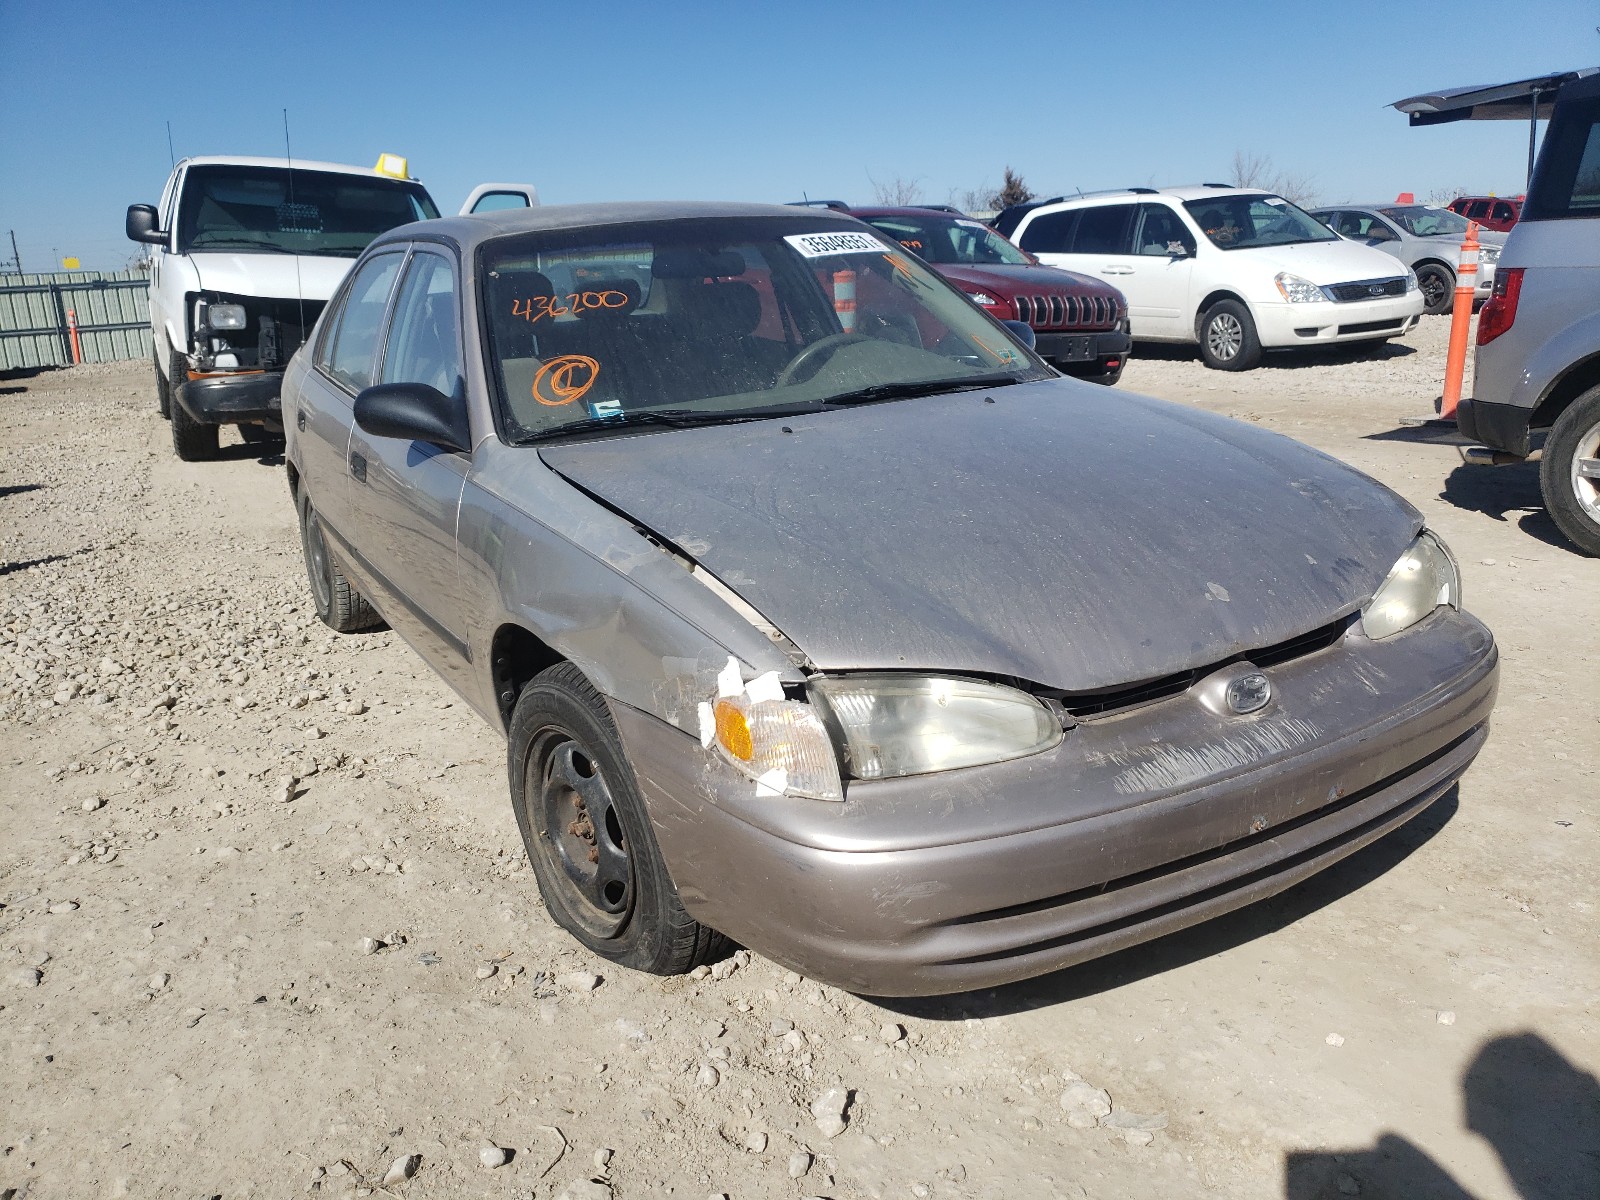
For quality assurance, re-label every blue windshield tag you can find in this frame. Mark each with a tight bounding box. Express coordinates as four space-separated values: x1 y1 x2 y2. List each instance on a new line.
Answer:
588 399 624 420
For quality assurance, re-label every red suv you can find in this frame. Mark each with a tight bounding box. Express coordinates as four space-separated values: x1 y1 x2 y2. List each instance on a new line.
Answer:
1447 195 1522 232
848 206 1131 384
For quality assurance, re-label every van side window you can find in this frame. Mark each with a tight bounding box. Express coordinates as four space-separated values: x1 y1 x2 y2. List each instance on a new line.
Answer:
1018 210 1079 254
319 252 403 393
1071 205 1136 254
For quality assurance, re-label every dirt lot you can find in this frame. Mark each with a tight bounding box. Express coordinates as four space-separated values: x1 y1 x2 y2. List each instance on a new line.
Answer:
2 320 1596 1200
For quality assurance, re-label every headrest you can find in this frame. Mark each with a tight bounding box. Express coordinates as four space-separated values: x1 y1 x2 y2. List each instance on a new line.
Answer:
652 248 746 279
681 281 762 338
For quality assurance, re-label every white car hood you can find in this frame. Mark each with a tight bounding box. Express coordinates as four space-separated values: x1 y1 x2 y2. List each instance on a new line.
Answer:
187 252 355 302
1244 239 1410 285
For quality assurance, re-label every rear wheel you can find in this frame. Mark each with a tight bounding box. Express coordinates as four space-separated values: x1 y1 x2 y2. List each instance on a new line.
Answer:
1540 384 1600 556
1198 300 1262 371
510 662 726 975
297 490 385 631
1415 263 1454 315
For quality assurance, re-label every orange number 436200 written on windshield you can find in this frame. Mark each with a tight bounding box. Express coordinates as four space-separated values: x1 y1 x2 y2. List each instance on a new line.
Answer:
511 291 631 325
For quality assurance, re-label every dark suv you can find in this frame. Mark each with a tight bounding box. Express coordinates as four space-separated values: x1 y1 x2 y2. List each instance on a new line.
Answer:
848 206 1131 384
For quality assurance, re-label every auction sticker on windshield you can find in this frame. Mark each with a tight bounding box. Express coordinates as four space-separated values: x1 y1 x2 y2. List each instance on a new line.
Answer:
784 231 883 258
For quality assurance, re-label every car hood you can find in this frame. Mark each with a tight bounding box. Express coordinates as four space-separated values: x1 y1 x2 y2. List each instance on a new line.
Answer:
1245 239 1412 284
187 252 355 302
539 380 1421 691
935 262 1120 299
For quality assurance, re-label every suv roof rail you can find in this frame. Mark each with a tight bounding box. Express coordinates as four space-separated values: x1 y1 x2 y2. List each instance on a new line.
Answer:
1127 187 1159 194
786 199 851 211
1202 182 1233 188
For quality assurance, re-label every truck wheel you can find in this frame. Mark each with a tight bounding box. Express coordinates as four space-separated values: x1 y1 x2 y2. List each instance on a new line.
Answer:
510 662 728 976
153 350 171 419
297 490 386 631
1540 384 1600 557
1198 300 1262 371
169 392 219 461
1415 264 1454 315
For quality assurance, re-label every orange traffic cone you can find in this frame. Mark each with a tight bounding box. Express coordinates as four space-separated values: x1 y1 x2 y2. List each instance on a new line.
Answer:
1439 223 1479 420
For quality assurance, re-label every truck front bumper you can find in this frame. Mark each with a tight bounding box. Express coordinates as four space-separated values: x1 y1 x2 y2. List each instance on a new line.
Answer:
176 370 284 426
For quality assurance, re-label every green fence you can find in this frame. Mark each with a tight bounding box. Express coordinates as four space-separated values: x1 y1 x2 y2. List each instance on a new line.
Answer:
0 270 150 371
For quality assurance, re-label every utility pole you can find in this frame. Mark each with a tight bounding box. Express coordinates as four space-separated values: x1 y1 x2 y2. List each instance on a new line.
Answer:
7 230 19 275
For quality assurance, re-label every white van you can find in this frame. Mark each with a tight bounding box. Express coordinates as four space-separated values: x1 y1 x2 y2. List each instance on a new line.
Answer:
127 157 536 460
994 186 1425 370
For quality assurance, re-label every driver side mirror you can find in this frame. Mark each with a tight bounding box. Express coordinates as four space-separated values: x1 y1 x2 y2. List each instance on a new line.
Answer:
126 204 168 246
354 382 471 453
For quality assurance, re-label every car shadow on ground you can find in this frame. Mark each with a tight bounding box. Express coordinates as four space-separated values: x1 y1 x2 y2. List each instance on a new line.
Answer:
1282 1032 1600 1200
1132 340 1419 370
1438 460 1578 553
0 483 45 498
1 552 76 578
212 439 286 467
873 786 1459 1021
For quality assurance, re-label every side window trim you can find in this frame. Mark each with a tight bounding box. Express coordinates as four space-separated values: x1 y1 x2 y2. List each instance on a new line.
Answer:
316 248 408 396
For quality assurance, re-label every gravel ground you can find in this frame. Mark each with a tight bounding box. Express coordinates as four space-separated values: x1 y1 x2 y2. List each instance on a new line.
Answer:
1 319 1596 1200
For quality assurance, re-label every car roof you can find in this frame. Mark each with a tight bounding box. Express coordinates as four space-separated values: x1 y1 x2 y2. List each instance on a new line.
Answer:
372 200 861 254
175 155 408 180
848 206 978 221
1019 185 1277 213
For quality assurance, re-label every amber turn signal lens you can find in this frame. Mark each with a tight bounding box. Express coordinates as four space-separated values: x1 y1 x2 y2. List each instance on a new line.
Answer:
713 699 754 761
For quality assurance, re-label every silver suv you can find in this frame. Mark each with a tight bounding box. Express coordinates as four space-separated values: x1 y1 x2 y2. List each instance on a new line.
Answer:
1459 72 1600 555
1309 203 1505 315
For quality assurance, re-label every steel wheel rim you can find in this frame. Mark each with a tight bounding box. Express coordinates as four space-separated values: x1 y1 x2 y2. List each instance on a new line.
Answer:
1571 416 1600 522
303 509 333 612
528 729 633 939
1207 313 1243 360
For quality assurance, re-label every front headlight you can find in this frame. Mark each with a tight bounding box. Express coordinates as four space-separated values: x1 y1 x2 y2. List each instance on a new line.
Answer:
700 666 843 801
1274 272 1327 303
206 302 247 330
1478 244 1501 265
1405 268 1420 293
810 674 1063 780
1361 531 1461 639
964 291 1001 308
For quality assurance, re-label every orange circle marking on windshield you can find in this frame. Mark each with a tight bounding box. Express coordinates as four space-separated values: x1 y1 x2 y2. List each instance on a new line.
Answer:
531 355 600 406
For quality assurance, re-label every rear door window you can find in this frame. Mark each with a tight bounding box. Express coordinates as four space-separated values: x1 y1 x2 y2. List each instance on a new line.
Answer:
1528 93 1600 220
321 252 403 392
1018 209 1079 254
1492 201 1516 222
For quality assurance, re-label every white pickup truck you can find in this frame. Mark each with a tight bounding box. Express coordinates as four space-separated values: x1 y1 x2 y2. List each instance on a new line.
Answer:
126 156 535 460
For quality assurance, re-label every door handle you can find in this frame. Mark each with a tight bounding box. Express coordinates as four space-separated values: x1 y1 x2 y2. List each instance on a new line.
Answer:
349 451 367 483
1101 266 1134 275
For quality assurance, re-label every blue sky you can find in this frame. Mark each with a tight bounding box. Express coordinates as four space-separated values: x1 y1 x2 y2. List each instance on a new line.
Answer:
0 0 1591 271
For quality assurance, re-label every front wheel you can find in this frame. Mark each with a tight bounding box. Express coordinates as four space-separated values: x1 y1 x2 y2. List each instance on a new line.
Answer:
1540 384 1600 556
169 392 219 461
1415 264 1455 315
509 662 727 975
1198 300 1262 371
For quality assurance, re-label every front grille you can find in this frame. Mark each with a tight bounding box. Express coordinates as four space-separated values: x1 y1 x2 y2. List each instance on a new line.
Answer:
1327 277 1407 303
1049 614 1353 719
1337 320 1404 335
1018 293 1118 330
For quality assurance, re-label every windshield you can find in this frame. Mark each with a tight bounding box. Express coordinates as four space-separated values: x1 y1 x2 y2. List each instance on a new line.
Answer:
178 164 440 257
1379 205 1471 237
482 216 1050 441
861 214 1032 266
1181 194 1339 250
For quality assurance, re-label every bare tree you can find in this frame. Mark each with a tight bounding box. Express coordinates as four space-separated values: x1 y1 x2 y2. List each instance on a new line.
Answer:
950 182 996 213
868 173 925 205
993 166 1034 210
1425 184 1468 206
1229 150 1318 207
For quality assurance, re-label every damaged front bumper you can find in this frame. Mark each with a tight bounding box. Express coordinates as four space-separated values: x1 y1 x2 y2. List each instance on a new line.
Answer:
176 370 283 426
616 609 1498 997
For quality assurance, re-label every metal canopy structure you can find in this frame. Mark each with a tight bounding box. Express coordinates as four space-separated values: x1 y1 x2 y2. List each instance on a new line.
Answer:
1389 68 1598 186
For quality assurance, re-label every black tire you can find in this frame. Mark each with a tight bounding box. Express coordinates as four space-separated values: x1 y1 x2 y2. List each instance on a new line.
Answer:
169 390 219 461
297 490 386 631
1415 263 1455 316
510 662 727 975
1198 300 1262 371
153 349 172 419
1539 384 1600 557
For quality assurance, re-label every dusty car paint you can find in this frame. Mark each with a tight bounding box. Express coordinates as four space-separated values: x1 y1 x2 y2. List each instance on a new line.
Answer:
282 202 1499 996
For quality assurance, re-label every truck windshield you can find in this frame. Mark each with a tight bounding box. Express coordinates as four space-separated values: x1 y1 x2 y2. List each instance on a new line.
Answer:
177 164 440 257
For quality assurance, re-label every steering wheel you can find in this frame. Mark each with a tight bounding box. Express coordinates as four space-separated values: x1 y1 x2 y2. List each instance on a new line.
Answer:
775 332 872 386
